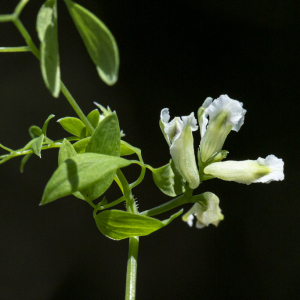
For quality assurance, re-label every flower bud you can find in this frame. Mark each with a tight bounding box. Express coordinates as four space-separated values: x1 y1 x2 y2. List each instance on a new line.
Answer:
160 109 200 189
182 192 224 228
204 154 284 184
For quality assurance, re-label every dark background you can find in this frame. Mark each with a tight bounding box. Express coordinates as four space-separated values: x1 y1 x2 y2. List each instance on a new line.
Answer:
0 0 299 299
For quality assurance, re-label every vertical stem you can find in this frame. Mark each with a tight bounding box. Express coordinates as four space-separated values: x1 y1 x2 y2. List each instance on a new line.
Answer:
125 236 139 300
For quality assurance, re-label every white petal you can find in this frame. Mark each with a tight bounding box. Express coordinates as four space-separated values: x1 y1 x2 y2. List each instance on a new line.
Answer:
170 113 200 189
205 94 246 132
255 155 284 183
199 97 213 137
187 214 194 227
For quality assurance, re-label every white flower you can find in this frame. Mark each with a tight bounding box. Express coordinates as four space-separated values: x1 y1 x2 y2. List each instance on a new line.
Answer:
182 192 224 228
160 108 200 189
199 95 246 162
204 154 284 184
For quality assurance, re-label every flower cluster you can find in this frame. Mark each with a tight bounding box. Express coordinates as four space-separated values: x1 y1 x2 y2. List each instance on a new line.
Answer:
160 95 284 229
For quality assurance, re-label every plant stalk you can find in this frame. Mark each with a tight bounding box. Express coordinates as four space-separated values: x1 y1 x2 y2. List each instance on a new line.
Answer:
125 236 139 300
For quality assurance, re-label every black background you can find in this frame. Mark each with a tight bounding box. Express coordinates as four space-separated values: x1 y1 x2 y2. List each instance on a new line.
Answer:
0 0 299 299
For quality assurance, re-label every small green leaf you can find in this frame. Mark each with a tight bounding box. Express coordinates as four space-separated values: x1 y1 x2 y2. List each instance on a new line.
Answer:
86 109 100 136
86 112 120 156
42 114 55 135
94 209 183 240
152 159 185 197
36 0 60 97
31 134 44 157
58 138 77 166
120 140 137 156
57 117 86 138
29 126 42 139
73 137 90 153
41 153 131 205
20 153 33 173
64 0 119 85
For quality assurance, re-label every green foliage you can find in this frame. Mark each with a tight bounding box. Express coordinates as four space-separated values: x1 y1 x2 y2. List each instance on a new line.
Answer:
20 153 33 173
58 138 77 166
42 114 55 135
120 140 137 156
41 153 131 205
31 134 44 157
86 112 120 156
64 0 119 85
29 126 42 139
86 109 100 135
94 209 183 240
152 159 185 197
36 0 60 97
57 117 86 138
73 137 90 153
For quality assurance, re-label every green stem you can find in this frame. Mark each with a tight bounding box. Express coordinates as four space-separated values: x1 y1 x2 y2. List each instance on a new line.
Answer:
0 15 14 22
14 0 30 17
12 17 94 132
129 150 146 189
60 82 94 133
116 170 139 300
125 236 139 300
140 193 192 217
0 46 30 52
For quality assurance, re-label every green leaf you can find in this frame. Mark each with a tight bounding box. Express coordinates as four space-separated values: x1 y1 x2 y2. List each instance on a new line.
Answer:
58 139 86 200
120 140 136 156
57 117 86 138
84 112 120 200
29 126 42 139
94 209 183 240
58 138 77 166
64 0 119 85
20 153 33 173
42 114 55 135
36 0 60 97
41 153 131 205
86 109 100 136
152 159 185 197
86 112 120 156
31 134 44 157
73 137 90 153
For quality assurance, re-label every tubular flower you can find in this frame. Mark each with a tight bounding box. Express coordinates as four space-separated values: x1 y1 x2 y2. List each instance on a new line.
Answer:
182 192 224 228
204 154 284 184
199 95 246 162
160 108 200 189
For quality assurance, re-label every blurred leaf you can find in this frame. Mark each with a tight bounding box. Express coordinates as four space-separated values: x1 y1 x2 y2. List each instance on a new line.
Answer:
64 0 119 85
152 159 185 197
42 114 55 135
20 153 33 173
95 209 183 240
41 153 131 205
36 0 60 97
29 126 42 139
120 140 136 156
73 137 90 153
57 117 86 138
86 112 120 156
31 134 44 157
